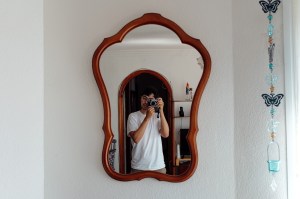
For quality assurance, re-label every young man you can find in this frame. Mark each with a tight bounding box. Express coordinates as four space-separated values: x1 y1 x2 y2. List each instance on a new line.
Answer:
127 87 169 173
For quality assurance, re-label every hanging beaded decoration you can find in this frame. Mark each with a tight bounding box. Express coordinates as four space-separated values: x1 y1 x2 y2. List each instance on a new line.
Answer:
259 0 283 191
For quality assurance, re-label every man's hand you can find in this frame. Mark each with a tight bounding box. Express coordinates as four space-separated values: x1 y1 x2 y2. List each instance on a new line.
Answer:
146 106 155 119
157 98 164 110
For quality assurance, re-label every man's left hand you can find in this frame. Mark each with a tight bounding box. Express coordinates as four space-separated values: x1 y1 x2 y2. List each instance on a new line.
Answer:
157 98 164 110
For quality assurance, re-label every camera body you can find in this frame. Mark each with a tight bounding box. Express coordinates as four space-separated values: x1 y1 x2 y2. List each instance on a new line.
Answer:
147 98 158 107
147 98 160 116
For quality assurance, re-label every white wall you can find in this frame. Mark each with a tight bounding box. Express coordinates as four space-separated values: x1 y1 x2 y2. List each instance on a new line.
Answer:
44 0 235 199
233 0 287 198
0 1 44 199
0 0 287 199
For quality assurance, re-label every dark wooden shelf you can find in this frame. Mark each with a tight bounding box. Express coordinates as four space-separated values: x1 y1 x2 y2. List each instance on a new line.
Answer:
173 116 190 118
172 100 192 102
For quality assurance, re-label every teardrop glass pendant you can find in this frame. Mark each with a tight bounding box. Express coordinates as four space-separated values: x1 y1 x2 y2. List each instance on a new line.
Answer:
270 175 278 191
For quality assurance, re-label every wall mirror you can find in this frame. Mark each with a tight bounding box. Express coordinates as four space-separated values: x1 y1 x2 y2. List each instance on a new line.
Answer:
93 13 211 182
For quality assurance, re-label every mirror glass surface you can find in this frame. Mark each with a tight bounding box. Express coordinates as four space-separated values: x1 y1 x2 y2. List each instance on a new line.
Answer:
100 24 203 176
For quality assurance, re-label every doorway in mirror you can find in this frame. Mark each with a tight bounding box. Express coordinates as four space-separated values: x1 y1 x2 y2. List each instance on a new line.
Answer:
121 72 174 174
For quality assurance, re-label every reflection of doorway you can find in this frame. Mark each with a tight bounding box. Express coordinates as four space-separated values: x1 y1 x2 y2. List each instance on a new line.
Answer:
119 70 173 174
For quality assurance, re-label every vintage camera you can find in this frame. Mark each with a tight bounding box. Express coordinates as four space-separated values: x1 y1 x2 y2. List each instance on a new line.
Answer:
147 98 158 107
147 98 160 117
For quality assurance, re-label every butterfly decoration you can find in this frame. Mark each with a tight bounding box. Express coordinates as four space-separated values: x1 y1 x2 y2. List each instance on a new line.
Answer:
262 93 284 107
259 0 281 13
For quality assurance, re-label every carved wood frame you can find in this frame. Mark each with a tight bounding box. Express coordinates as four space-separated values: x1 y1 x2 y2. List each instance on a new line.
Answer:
92 13 211 182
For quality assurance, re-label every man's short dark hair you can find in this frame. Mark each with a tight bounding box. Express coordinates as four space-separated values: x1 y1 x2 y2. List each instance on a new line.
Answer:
141 87 158 98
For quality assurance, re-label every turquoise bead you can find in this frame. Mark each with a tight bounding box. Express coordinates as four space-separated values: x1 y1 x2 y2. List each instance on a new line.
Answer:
268 15 273 21
269 63 274 69
270 107 276 117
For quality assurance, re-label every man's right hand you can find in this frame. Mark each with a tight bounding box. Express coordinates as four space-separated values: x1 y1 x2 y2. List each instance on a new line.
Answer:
146 107 155 119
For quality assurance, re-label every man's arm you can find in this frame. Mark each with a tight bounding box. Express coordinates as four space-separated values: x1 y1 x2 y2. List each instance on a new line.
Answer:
129 107 155 143
157 98 169 138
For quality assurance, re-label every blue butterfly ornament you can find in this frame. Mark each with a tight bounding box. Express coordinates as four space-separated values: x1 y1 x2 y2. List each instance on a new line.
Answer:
261 93 284 107
259 0 281 13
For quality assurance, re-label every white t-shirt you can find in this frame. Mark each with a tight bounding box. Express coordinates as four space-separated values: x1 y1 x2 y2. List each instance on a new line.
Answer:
127 110 165 170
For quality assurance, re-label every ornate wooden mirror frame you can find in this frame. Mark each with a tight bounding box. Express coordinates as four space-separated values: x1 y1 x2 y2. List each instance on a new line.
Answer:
92 13 211 182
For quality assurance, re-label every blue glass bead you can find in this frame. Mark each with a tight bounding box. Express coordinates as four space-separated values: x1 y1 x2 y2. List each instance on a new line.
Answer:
267 119 279 133
268 15 273 21
268 24 274 36
270 107 277 117
269 63 274 69
265 73 278 86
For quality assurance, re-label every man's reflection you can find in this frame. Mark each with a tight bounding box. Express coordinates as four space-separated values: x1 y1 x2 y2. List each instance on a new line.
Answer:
127 87 169 173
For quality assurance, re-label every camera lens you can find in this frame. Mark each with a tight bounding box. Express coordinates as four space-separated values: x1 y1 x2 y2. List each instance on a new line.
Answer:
147 99 157 107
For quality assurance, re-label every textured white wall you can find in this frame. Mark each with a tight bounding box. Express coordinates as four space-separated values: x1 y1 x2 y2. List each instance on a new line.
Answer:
44 0 235 199
0 1 44 199
233 0 287 198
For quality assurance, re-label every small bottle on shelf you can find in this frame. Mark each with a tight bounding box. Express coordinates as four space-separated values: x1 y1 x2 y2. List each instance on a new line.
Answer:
179 107 184 117
185 82 190 100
